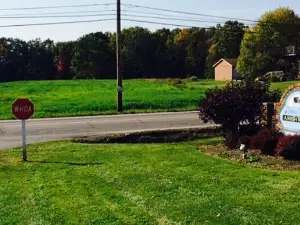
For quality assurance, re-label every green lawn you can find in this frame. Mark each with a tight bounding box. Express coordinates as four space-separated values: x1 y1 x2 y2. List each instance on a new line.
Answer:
0 79 299 119
271 81 300 92
1 139 300 224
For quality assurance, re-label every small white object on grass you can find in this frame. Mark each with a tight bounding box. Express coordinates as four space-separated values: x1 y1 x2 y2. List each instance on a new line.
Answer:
240 144 246 151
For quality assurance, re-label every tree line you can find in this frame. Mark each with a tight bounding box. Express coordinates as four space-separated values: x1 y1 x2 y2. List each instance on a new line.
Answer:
0 7 299 82
0 21 245 82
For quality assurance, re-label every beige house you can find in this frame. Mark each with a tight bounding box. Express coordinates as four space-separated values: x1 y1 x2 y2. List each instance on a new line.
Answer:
213 58 240 81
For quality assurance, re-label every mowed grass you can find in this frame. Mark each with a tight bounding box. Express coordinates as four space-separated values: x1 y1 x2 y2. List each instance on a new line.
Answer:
0 79 299 119
1 139 300 224
271 81 300 92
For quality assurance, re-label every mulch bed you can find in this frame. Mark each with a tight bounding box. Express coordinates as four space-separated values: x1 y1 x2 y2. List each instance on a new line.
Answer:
198 143 300 171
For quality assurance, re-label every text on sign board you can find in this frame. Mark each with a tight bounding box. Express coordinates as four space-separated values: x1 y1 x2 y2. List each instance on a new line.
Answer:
13 106 33 113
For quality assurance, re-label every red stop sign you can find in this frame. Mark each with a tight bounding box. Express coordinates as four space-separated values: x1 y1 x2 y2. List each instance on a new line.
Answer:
12 98 34 120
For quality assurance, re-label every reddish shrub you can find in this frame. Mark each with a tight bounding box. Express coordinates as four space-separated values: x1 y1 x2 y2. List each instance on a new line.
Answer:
276 135 299 155
276 135 300 160
250 128 283 155
199 80 272 149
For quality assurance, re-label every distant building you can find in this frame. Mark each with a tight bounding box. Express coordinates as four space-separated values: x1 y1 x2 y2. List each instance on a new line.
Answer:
213 58 240 81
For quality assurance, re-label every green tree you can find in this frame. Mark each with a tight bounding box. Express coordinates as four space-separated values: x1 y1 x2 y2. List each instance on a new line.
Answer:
0 38 29 82
27 39 56 80
121 27 156 78
185 28 209 78
54 41 75 79
72 32 114 79
206 21 245 78
152 28 172 78
237 8 300 78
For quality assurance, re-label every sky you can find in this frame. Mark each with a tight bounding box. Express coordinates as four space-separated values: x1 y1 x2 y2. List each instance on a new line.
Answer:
0 0 299 42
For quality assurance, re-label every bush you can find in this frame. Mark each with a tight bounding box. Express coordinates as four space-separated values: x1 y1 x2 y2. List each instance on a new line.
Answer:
240 124 260 137
251 128 283 155
264 89 282 102
199 80 275 149
276 135 300 160
185 76 198 82
167 79 184 87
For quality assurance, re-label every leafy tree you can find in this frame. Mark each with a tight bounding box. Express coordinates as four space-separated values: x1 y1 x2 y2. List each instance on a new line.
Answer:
152 28 172 78
72 32 114 79
27 39 56 80
237 8 300 78
0 38 29 82
54 41 75 79
121 27 156 78
169 28 209 78
206 21 245 77
184 28 209 78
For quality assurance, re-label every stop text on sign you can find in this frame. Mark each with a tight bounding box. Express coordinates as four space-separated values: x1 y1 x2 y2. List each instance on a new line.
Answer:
13 105 33 113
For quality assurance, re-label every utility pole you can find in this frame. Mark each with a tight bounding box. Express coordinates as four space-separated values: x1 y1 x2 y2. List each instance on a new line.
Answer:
116 0 123 112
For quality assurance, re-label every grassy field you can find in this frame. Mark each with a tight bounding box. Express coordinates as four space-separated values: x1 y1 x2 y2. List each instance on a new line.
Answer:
1 139 300 224
0 79 298 119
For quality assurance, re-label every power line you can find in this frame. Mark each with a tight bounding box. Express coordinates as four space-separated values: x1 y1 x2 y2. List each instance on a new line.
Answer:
122 3 300 27
0 18 115 28
0 3 115 11
0 12 293 30
121 9 300 29
122 3 258 23
0 16 275 36
0 3 295 29
0 9 235 26
122 13 300 28
122 9 225 23
122 14 248 26
0 14 116 19
122 18 230 29
0 13 235 24
0 10 116 17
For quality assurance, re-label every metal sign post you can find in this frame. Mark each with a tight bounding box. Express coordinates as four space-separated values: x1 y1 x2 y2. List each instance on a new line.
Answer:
21 119 27 161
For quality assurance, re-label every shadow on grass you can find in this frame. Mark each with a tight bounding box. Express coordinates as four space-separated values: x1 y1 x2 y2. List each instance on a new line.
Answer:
27 161 104 166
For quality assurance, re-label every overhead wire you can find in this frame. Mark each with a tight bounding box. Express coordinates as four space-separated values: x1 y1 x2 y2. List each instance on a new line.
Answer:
0 18 115 28
122 14 248 26
122 3 259 23
123 18 245 31
121 12 300 29
0 1 296 37
0 15 286 36
0 3 115 11
122 9 227 23
0 10 116 17
0 14 116 19
122 3 300 28
0 2 295 29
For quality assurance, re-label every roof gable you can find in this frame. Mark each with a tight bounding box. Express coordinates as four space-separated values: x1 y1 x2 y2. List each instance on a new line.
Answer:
213 58 238 68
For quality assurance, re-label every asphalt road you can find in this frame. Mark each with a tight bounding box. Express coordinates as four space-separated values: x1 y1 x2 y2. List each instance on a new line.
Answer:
0 111 210 150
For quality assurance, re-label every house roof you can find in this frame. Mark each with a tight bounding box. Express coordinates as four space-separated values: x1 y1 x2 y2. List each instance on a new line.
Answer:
213 58 238 68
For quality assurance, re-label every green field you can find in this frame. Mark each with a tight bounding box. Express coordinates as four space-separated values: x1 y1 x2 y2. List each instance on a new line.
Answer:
1 139 300 224
0 79 298 119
